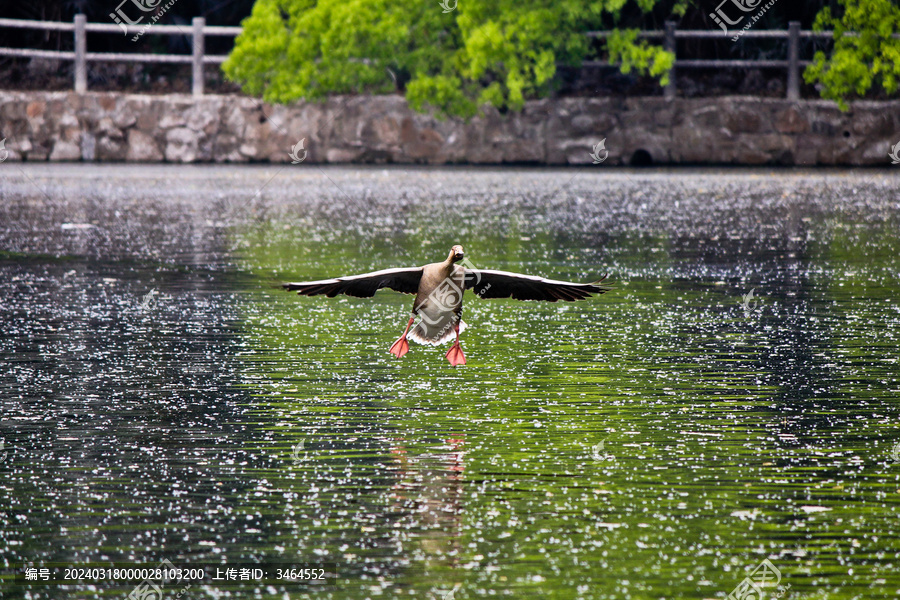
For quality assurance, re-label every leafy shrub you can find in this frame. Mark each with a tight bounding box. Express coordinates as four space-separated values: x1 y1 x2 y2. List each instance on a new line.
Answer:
804 0 900 110
223 0 674 117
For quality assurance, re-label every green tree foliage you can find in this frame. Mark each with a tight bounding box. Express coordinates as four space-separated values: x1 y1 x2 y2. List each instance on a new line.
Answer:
223 0 675 117
605 29 674 86
804 0 900 110
224 0 900 115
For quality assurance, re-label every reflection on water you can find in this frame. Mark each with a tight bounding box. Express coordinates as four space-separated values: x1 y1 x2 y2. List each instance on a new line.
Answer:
0 165 899 599
389 436 466 567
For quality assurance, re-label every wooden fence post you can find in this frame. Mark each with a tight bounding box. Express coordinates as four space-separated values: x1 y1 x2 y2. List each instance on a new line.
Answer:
787 21 800 101
192 17 204 97
74 14 86 93
665 21 676 99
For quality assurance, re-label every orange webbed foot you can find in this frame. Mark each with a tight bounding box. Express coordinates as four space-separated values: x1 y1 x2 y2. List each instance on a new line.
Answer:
389 336 410 358
445 342 466 366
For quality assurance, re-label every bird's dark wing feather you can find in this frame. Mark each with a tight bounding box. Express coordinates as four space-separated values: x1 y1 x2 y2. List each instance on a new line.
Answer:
283 267 423 298
464 269 610 302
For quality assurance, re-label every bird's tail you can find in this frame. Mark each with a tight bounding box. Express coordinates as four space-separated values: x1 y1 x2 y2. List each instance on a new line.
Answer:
408 319 467 346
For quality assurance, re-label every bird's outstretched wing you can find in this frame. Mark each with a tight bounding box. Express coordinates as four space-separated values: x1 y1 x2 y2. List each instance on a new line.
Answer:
284 267 423 298
464 269 610 302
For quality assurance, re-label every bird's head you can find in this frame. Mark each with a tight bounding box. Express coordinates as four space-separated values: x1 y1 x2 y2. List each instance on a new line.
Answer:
449 245 465 263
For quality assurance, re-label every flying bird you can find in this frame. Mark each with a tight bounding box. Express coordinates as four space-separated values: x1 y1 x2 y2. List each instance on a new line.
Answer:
283 245 611 366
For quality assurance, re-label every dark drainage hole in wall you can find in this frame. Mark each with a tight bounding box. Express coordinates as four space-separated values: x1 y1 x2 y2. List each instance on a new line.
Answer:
630 149 653 166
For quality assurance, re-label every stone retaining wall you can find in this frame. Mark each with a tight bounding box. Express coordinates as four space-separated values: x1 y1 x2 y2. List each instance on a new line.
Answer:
0 91 897 166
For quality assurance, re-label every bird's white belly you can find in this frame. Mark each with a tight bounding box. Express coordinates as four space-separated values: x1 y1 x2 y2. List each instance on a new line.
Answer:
408 268 466 345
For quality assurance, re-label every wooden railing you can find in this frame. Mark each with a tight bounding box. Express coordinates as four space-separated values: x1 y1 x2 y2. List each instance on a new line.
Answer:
0 16 880 100
587 21 823 101
0 16 239 96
